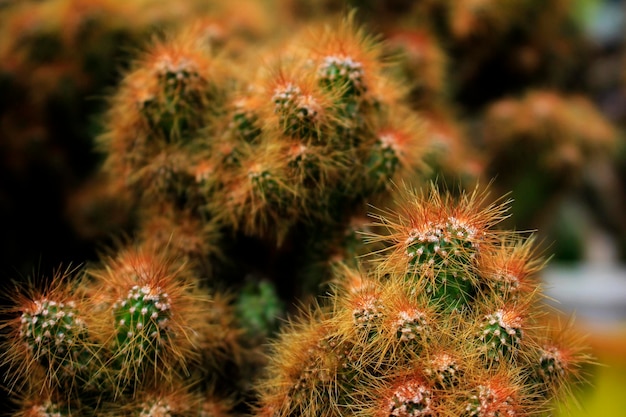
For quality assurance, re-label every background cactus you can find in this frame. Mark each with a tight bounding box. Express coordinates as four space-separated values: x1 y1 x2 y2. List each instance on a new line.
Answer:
2 0 624 274
91 12 429 308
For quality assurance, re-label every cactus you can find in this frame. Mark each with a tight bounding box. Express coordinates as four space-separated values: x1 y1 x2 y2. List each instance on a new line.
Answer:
92 11 428 300
0 244 249 415
255 184 590 417
1 2 613 416
0 268 101 395
482 90 619 236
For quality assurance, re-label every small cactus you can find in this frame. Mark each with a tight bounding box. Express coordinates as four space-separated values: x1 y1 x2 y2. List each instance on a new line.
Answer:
478 307 524 362
18 296 94 384
0 269 99 393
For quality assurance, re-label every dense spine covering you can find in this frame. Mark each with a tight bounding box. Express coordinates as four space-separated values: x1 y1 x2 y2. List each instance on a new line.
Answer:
1 246 246 416
1 2 608 416
255 184 590 417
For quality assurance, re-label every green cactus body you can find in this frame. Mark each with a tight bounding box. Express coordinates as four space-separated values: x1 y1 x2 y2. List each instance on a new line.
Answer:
366 134 401 190
20 298 90 376
405 218 478 311
479 310 523 361
112 285 171 358
235 280 284 338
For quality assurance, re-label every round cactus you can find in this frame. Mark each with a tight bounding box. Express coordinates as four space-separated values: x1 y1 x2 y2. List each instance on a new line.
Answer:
19 297 90 373
111 284 172 358
478 307 524 362
84 244 216 394
0 269 99 393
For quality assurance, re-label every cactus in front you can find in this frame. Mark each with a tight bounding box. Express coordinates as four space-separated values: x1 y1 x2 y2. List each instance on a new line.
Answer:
255 184 589 417
1 245 247 416
1 270 99 395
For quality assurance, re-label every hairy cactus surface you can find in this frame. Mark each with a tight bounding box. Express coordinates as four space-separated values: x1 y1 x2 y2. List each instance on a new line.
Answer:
255 184 590 417
1 245 249 416
2 1 616 415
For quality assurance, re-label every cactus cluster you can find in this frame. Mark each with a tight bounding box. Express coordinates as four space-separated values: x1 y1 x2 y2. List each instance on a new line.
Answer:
1 1 617 416
1 245 247 416
94 13 427 298
256 184 589 417
0 0 276 273
3 0 624 276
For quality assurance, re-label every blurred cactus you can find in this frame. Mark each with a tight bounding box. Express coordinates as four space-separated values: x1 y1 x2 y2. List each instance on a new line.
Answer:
481 90 621 258
0 0 275 275
95 12 427 296
1 269 99 395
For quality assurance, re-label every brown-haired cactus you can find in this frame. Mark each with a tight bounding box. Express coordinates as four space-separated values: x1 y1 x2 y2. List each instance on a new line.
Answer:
1 3 607 416
0 244 249 416
255 184 590 417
